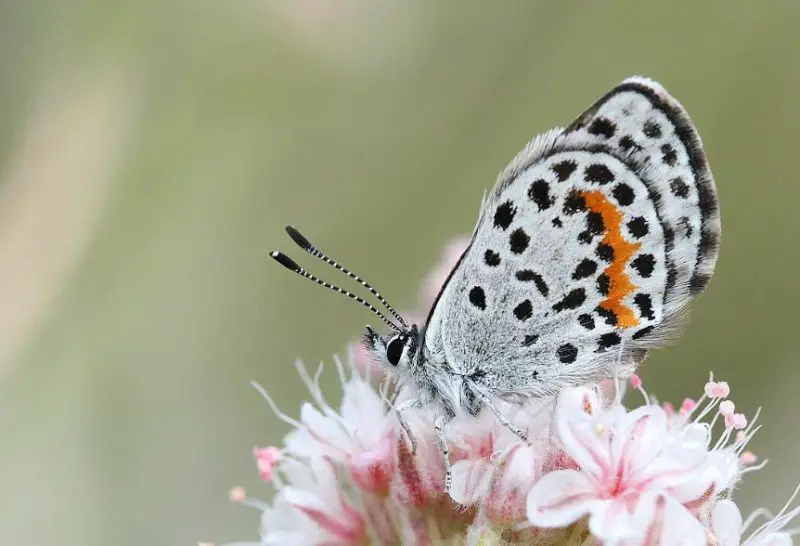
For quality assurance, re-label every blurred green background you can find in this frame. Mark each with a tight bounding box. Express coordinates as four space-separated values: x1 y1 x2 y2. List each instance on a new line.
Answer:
0 2 798 544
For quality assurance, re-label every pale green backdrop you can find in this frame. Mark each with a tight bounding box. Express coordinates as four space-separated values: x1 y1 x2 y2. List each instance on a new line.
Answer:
0 2 798 545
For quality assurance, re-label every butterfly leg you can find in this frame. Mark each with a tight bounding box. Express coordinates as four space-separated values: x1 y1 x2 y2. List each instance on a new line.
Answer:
394 398 422 454
433 414 454 493
480 394 528 443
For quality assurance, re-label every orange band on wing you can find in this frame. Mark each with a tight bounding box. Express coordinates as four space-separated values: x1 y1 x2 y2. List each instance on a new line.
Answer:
582 191 641 328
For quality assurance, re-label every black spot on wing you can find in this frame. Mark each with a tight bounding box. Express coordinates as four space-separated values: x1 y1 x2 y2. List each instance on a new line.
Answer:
551 160 578 182
643 120 662 139
557 344 578 363
584 163 615 185
627 217 649 239
572 259 598 280
634 293 655 321
563 192 587 215
661 143 678 166
597 332 621 351
630 253 656 278
516 269 549 297
669 177 690 198
484 249 501 267
528 179 554 211
579 211 605 244
552 288 586 312
578 313 595 330
509 228 530 254
588 117 616 138
522 334 539 347
619 135 642 152
494 201 516 230
469 286 486 310
513 300 533 321
596 243 614 263
612 183 635 206
596 306 617 326
586 212 605 235
596 273 610 296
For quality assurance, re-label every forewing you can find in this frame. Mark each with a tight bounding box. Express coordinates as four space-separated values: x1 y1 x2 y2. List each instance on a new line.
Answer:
422 77 720 396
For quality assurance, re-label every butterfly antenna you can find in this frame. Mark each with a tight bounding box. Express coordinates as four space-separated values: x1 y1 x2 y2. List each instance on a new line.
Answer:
270 250 401 332
283 225 409 328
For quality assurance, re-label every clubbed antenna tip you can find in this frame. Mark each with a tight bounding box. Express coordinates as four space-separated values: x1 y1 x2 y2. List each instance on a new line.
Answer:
270 251 300 272
285 225 313 250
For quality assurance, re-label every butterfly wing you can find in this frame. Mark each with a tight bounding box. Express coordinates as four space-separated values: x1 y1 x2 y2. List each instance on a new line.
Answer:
421 77 720 397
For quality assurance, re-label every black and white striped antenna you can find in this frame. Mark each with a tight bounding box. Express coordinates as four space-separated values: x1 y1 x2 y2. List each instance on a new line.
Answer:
271 225 405 332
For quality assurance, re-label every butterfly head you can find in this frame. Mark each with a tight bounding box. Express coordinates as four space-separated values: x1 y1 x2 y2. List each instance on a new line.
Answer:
363 324 419 370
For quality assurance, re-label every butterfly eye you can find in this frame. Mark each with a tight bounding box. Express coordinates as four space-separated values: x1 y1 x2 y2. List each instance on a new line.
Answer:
386 336 406 366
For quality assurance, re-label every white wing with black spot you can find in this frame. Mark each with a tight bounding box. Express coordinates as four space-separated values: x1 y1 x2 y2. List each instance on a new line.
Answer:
421 77 720 397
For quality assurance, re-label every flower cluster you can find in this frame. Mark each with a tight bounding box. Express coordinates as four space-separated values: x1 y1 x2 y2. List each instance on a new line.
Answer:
220 360 797 546
212 241 798 546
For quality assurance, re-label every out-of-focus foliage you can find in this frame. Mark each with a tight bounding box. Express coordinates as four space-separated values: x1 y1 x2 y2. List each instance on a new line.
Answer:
0 2 797 544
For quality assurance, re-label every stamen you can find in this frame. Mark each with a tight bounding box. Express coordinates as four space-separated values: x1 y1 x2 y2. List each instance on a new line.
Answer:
228 486 270 511
628 373 650 404
254 446 282 482
719 400 735 416
704 380 730 399
734 413 748 429
229 486 247 503
740 451 758 465
595 423 605 435
740 458 769 476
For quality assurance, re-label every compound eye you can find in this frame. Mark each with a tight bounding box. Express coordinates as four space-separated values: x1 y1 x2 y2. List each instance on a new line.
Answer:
385 336 405 366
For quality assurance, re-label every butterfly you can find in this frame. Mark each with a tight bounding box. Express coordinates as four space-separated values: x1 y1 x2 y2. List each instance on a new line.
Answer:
271 76 720 491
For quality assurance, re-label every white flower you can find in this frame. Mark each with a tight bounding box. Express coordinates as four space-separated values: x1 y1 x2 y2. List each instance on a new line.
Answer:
258 360 398 496
526 386 710 544
214 361 800 546
282 361 393 463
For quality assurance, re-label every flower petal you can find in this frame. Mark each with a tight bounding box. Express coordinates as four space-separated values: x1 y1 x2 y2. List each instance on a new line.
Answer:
587 498 644 544
557 386 602 416
648 495 707 546
711 499 743 546
449 458 493 505
340 377 387 442
284 403 354 461
613 406 668 479
526 469 599 528
556 407 611 479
